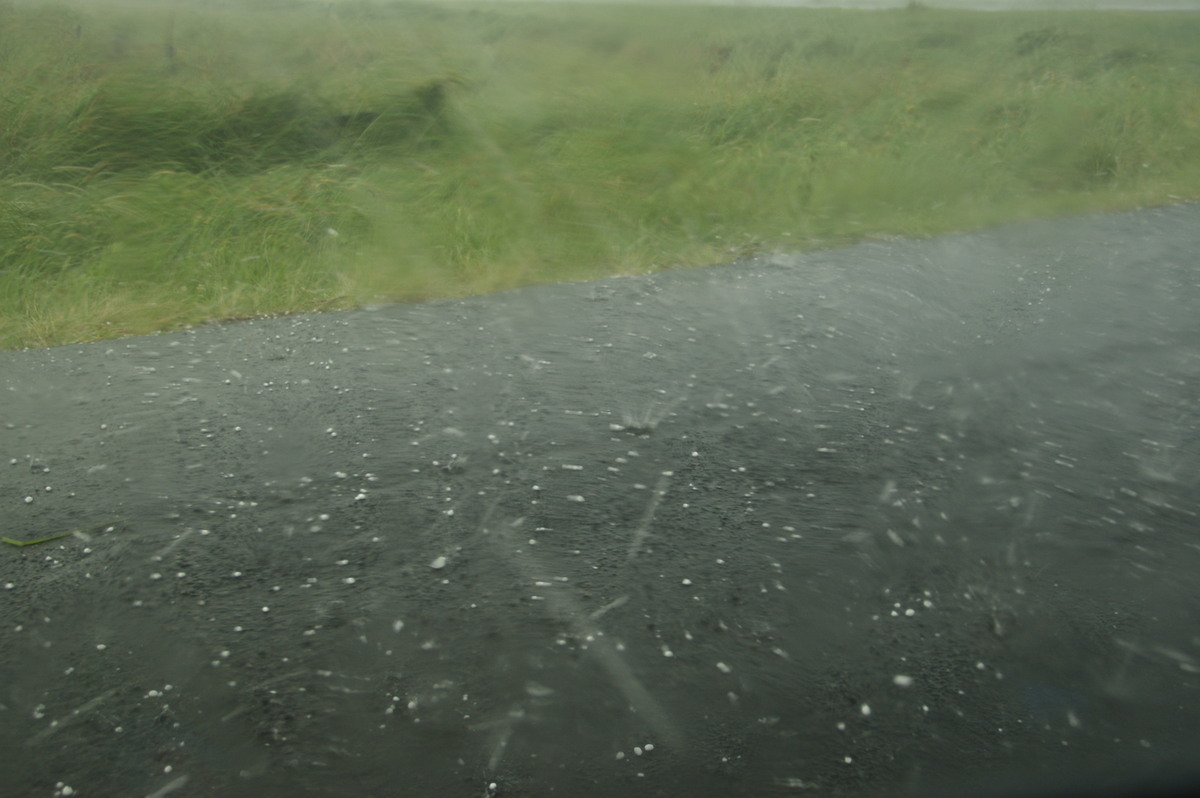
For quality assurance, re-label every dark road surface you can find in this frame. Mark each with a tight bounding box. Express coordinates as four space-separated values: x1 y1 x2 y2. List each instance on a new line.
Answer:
3 205 1199 798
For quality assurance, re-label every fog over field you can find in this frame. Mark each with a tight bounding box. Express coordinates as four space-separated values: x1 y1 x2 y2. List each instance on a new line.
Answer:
480 0 1200 9
446 0 1200 10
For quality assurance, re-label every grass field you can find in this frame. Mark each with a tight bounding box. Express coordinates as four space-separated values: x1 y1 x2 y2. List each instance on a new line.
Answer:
2 0 1199 349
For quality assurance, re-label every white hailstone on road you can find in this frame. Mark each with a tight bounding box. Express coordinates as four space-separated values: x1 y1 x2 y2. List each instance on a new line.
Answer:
430 556 447 570
716 662 732 674
860 703 871 716
893 674 914 688
392 620 405 633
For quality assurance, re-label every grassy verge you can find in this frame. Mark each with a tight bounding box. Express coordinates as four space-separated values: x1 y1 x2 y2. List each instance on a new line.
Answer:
2 0 1199 349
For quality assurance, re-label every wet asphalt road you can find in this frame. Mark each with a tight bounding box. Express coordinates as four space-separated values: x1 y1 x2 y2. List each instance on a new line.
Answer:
2 204 1199 798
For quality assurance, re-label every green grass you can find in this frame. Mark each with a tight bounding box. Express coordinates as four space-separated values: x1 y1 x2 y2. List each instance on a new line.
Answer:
2 0 1199 349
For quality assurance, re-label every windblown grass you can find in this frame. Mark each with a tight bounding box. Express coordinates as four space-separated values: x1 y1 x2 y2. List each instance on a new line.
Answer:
2 0 1199 349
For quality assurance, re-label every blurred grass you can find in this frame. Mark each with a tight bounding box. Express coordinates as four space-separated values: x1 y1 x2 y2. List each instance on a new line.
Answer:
2 0 1199 349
